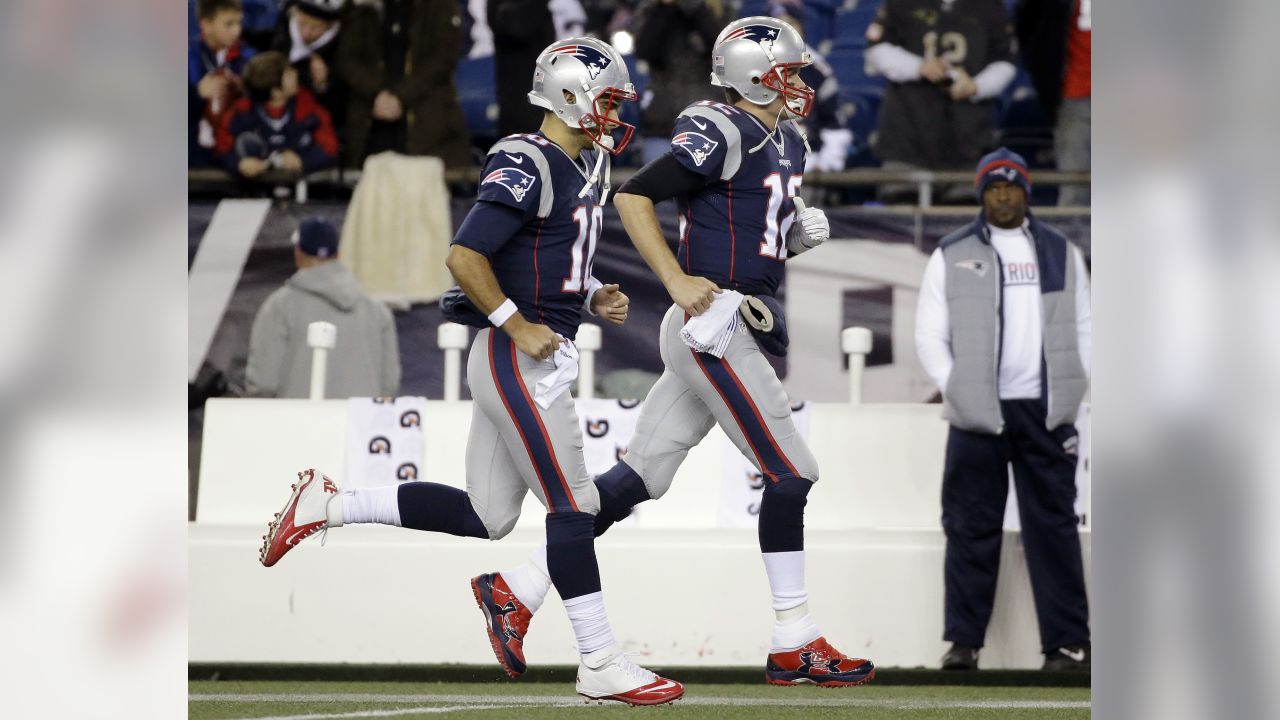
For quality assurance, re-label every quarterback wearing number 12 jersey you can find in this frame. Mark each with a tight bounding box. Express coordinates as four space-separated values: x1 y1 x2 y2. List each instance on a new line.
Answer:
670 100 809 297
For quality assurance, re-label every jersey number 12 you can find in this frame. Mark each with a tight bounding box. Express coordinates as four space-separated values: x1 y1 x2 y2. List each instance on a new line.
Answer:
760 174 803 260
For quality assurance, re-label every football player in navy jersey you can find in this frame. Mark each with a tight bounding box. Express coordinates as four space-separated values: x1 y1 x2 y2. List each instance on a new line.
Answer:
258 36 684 706
474 16 876 688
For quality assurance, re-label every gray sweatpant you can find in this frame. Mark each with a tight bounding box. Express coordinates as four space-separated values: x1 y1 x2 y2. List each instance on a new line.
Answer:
624 305 819 500
465 328 600 539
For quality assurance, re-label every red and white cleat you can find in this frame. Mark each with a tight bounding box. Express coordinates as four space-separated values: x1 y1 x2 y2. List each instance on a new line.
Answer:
259 469 340 567
576 646 684 706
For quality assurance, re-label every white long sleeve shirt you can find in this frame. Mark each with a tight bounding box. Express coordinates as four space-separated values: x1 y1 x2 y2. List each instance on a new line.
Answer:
915 225 1091 398
865 43 1016 101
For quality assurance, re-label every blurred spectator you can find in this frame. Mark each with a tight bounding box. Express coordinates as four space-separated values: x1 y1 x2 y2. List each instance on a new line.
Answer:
270 0 351 138
1016 0 1090 206
240 0 286 50
247 218 401 398
189 0 257 167
549 0 588 37
915 149 1091 671
772 3 853 173
633 0 725 163
215 51 339 179
336 0 472 169
488 0 556 136
865 0 1016 203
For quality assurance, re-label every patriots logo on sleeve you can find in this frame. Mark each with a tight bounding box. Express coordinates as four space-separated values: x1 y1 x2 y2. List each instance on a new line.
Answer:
548 44 612 81
483 166 536 202
673 131 719 167
722 24 781 51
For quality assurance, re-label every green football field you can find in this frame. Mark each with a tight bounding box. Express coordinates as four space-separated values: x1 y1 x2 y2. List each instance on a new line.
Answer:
189 680 1091 720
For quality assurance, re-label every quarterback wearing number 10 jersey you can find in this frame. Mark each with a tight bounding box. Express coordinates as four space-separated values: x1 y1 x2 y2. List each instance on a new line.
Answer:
670 99 809 297
452 131 607 340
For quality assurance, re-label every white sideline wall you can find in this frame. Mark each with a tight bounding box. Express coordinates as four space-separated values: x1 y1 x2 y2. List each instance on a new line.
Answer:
191 399 1092 668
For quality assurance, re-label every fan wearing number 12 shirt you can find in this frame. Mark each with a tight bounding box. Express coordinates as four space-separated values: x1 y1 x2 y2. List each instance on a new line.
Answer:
476 17 876 690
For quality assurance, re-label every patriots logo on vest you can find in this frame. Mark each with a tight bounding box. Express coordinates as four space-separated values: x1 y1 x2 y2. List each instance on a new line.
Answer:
673 131 719 167
396 462 418 480
548 44 612 81
368 436 391 454
483 166 536 202
956 259 989 277
399 410 421 427
722 23 780 52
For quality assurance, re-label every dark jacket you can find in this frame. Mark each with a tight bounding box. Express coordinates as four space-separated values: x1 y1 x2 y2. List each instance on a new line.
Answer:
336 0 472 168
487 0 555 137
270 11 350 136
1014 0 1075 122
633 0 724 137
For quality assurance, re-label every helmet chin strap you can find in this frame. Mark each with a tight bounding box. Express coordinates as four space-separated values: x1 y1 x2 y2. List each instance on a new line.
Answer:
578 133 612 204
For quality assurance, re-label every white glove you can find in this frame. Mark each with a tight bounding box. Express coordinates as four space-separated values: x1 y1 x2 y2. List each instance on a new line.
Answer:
786 197 830 255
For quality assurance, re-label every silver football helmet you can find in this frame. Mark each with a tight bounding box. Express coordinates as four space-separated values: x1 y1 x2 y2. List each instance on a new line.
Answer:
528 37 638 155
709 17 815 118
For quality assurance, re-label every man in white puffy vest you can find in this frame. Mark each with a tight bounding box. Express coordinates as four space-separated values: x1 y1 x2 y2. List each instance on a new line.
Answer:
915 148 1091 672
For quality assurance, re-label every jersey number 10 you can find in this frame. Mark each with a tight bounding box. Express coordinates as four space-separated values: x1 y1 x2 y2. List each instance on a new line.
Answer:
563 204 603 292
760 174 803 260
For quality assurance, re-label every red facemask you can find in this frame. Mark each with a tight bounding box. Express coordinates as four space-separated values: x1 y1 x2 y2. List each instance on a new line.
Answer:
579 85 638 156
761 63 815 118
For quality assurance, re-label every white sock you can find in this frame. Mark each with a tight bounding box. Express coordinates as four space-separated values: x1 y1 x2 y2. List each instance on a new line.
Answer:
771 610 822 652
339 486 401 526
763 550 809 613
500 546 552 614
562 591 616 655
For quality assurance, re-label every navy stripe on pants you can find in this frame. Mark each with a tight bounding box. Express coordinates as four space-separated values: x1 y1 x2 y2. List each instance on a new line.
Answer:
488 331 579 513
942 399 1090 652
691 349 800 482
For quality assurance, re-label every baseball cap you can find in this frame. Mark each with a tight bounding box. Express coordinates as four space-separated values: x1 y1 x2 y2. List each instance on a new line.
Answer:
292 218 340 258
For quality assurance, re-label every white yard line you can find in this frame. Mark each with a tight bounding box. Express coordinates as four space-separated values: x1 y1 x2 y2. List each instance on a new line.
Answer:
224 704 536 720
190 692 1090 711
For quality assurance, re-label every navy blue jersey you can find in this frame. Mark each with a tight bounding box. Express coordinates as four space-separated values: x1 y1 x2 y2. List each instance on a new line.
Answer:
669 101 808 297
452 132 606 340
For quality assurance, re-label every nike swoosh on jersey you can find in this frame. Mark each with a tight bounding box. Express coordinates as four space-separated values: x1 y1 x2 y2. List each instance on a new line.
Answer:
505 153 525 164
691 118 708 130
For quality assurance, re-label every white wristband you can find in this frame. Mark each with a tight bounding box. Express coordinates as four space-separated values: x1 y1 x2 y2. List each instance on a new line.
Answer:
488 299 519 327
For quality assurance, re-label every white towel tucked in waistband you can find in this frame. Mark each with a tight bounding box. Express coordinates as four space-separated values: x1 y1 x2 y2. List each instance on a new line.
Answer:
680 291 744 358
534 340 579 409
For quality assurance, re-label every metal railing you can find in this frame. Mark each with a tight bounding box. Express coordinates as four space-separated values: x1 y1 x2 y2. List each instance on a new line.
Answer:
189 166 1091 211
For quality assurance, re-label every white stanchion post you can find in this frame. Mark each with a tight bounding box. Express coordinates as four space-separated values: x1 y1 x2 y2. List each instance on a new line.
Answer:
576 323 602 399
437 323 470 401
841 326 873 405
307 321 337 400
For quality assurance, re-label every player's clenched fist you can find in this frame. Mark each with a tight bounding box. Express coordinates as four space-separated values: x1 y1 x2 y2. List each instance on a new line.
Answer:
507 318 563 361
591 283 630 325
666 273 721 317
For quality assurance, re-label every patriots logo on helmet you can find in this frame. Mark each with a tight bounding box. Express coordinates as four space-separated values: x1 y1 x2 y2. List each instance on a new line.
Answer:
673 131 719 167
548 44 613 81
722 23 782 52
483 166 536 202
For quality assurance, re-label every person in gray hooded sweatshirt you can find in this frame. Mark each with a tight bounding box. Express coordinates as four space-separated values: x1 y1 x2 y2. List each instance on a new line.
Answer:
246 217 401 398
